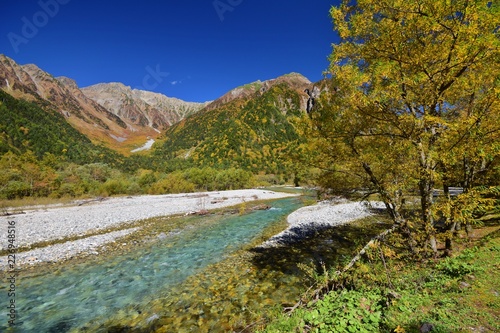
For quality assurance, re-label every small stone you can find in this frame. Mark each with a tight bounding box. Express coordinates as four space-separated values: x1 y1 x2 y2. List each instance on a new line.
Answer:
146 314 159 324
420 322 434 333
459 281 471 289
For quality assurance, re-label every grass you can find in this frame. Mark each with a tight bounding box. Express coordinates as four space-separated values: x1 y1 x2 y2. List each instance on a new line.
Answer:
381 233 500 332
0 196 79 211
257 224 500 333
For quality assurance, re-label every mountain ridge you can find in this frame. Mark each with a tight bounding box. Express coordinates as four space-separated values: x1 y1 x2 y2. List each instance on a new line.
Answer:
0 54 318 170
81 82 209 130
203 72 312 112
0 54 208 154
152 75 314 176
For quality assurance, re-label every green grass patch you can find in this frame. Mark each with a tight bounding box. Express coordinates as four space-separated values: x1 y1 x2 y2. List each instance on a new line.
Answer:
257 227 500 333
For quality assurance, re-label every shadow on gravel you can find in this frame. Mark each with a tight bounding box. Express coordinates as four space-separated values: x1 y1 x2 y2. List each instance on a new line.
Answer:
249 220 392 276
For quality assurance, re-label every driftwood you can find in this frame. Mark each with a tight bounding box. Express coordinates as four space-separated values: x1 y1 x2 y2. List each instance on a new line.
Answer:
341 224 398 272
77 196 107 206
1 210 26 216
285 223 400 314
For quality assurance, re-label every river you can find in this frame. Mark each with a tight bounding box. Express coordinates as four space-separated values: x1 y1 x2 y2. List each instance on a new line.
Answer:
0 196 390 332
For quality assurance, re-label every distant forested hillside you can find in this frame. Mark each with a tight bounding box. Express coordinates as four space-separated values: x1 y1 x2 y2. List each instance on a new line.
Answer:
0 78 316 200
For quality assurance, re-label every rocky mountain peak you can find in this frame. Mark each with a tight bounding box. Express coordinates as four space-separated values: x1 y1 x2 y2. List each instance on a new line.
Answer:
81 82 209 130
56 76 79 90
204 72 312 112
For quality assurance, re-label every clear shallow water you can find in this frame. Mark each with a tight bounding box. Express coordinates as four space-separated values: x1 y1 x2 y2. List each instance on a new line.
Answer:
0 197 303 332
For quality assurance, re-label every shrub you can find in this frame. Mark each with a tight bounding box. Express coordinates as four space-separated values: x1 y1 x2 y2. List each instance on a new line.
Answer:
0 181 31 199
149 172 195 194
100 179 128 196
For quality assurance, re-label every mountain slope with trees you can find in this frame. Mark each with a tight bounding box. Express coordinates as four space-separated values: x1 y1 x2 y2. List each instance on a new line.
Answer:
152 73 313 181
0 55 207 154
0 89 123 165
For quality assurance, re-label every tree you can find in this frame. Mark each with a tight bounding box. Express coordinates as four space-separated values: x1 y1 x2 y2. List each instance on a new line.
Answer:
311 0 500 254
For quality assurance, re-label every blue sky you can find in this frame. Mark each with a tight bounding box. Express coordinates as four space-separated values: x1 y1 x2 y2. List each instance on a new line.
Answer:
1 0 341 102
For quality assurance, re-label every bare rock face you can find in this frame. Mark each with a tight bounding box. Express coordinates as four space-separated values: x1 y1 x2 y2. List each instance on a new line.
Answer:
305 86 321 113
0 55 43 98
0 54 128 135
81 83 209 130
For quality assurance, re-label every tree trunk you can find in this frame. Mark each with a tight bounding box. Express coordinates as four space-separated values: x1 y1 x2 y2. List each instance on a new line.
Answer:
466 223 473 236
419 179 437 254
444 237 453 257
418 142 437 255
444 184 454 256
361 162 404 224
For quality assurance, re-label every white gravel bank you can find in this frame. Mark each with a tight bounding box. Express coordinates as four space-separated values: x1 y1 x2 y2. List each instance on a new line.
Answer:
0 228 139 269
0 189 297 250
261 200 384 247
0 189 297 270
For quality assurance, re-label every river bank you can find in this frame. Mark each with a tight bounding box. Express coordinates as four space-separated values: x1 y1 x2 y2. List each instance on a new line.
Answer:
0 189 298 269
0 197 309 333
0 192 394 332
260 199 385 247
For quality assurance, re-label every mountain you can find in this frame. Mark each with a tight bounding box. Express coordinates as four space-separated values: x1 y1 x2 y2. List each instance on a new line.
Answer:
0 55 318 175
81 83 208 130
0 55 131 148
203 72 311 112
152 73 313 174
0 55 207 154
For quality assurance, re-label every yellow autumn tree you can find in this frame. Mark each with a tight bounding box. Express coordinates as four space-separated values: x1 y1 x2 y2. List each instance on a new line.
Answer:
311 0 500 254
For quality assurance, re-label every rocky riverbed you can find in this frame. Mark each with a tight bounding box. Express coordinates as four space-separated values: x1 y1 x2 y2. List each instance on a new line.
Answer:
0 189 298 269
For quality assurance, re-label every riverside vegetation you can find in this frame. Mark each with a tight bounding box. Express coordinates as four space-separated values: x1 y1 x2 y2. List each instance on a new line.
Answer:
256 0 500 332
258 225 500 332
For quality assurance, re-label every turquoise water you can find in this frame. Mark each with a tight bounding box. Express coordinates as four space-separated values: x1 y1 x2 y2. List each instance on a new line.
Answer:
0 197 303 332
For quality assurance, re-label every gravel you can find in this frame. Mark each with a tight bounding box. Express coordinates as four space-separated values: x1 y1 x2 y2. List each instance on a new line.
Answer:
260 199 385 247
0 189 297 269
0 228 139 269
0 190 384 269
